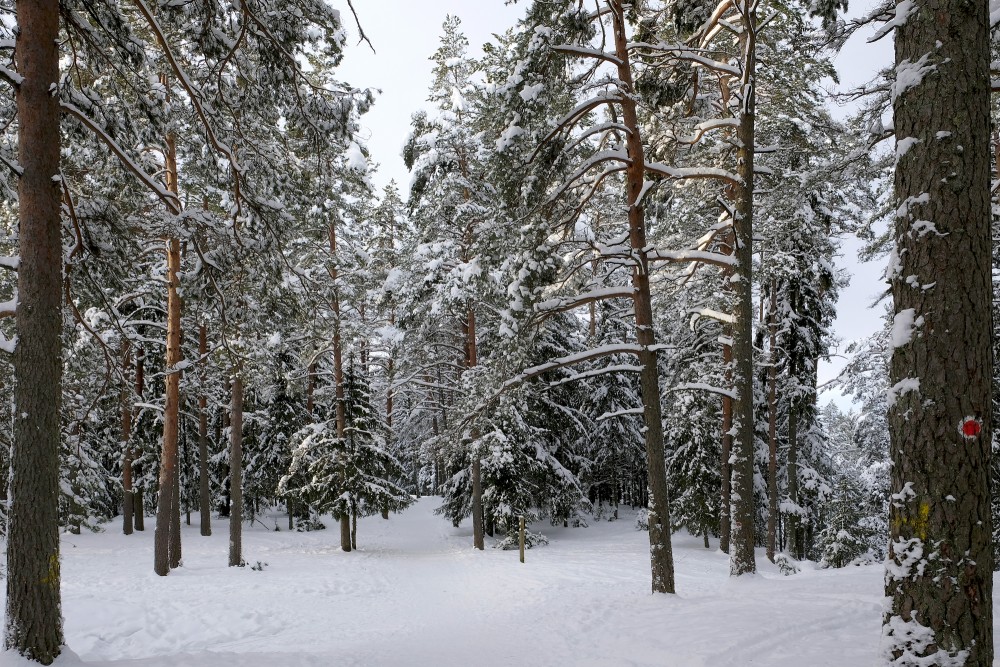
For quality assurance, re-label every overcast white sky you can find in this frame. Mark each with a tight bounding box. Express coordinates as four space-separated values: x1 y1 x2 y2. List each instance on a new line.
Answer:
334 1 893 410
335 2 524 191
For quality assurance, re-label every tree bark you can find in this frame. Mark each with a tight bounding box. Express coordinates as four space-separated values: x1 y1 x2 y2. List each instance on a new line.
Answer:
785 286 802 560
727 2 758 578
766 283 778 563
228 373 244 567
198 324 211 536
154 119 182 575
5 0 64 659
611 0 675 594
133 349 145 531
329 218 351 553
122 341 134 535
882 0 993 663
467 308 485 551
720 342 733 555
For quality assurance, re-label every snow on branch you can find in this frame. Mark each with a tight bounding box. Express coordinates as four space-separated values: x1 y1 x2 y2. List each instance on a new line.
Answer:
0 256 17 271
0 332 15 354
549 364 643 388
869 0 915 42
629 41 741 77
61 102 181 214
673 382 736 400
546 150 631 206
510 344 645 387
647 248 736 269
644 161 741 188
0 65 22 87
690 308 735 326
597 407 644 421
678 117 739 145
552 44 624 67
130 0 245 214
536 92 624 153
536 286 636 314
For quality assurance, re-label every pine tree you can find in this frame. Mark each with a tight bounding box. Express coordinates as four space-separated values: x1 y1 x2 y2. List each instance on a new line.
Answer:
881 0 993 662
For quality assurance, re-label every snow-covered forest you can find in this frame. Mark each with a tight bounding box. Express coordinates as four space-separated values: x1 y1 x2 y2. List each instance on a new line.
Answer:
0 0 995 665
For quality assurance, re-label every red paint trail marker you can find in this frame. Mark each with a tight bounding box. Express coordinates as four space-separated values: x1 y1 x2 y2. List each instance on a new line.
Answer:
961 418 981 438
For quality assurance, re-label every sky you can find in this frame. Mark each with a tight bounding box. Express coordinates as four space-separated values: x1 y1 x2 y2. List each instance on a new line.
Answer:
334 1 894 410
334 2 524 193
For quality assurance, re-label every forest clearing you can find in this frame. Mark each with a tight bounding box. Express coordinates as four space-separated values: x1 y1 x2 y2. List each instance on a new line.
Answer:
0 498 888 667
0 0 995 664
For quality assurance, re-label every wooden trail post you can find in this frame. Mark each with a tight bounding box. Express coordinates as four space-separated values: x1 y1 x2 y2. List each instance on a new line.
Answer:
519 516 525 564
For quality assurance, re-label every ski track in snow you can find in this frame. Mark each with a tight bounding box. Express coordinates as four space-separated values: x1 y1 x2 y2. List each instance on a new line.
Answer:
0 497 945 666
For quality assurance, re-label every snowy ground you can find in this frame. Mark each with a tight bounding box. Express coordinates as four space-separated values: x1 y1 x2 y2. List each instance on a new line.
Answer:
0 498 899 666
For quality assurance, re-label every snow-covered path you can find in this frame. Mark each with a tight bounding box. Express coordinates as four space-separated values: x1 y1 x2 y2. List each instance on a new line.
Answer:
4 498 893 666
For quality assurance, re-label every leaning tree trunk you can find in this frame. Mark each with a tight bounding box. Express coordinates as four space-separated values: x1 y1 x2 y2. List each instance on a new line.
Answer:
5 0 64 659
881 0 993 663
228 373 244 567
612 0 675 594
727 2 758 578
198 324 211 536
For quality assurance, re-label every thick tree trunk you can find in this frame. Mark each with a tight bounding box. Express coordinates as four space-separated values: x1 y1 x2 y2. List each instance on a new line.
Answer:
154 251 182 572
766 284 778 563
6 0 64 658
727 4 757 578
612 0 675 594
122 341 134 535
882 0 993 663
169 456 181 568
198 325 211 536
228 373 244 567
720 342 733 555
154 115 183 575
133 488 145 531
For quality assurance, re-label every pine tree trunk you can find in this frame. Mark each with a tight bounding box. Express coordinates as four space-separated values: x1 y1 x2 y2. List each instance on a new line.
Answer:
169 457 181 568
133 488 144 531
786 398 801 559
720 342 733 555
6 2 63 659
154 112 183 575
467 308 485 551
351 499 358 550
727 4 758 578
882 0 993 663
133 348 145 531
340 512 351 554
611 0 675 594
122 341 134 535
198 325 211 536
766 284 778 563
329 219 351 554
228 373 244 567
